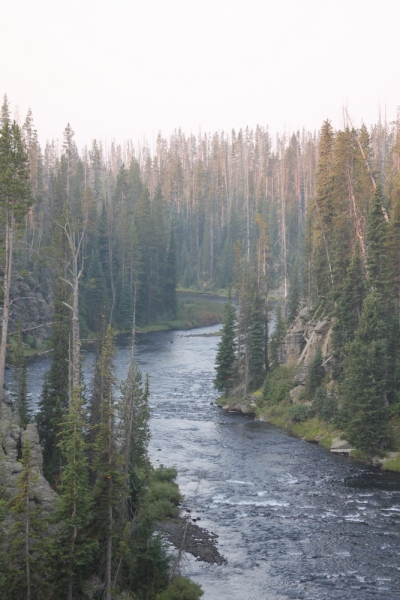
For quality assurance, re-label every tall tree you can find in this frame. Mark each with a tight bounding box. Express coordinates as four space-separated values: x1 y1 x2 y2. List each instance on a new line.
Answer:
10 322 29 427
214 295 237 393
0 97 33 396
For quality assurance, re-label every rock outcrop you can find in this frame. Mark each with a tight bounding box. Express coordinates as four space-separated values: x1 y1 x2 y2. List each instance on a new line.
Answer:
0 398 57 510
278 308 335 385
9 274 53 340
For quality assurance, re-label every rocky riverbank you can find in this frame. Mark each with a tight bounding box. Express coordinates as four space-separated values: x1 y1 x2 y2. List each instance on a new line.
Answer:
157 516 226 565
217 307 400 473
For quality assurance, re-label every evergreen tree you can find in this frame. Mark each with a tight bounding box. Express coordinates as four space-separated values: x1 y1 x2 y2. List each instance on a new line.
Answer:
10 322 30 427
269 302 286 366
0 98 33 395
304 347 324 400
332 240 365 365
288 263 300 323
49 389 96 599
85 249 106 331
341 289 392 455
249 292 265 390
7 436 48 599
366 182 388 292
92 326 126 600
214 296 237 393
36 274 70 484
164 223 178 318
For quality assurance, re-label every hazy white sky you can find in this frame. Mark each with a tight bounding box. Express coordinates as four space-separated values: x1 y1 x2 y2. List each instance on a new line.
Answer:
1 0 399 147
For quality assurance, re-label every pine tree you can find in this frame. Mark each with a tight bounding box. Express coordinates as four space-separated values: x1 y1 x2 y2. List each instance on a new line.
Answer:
10 322 30 427
0 97 33 396
164 223 178 318
269 302 286 365
92 326 126 600
332 240 365 364
366 182 388 292
304 347 324 400
36 274 70 484
7 435 48 599
288 263 300 324
249 292 265 390
214 296 237 393
49 388 96 599
341 289 392 455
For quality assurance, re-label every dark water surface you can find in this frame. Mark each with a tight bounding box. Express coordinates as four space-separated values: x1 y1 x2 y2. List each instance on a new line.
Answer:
13 325 400 599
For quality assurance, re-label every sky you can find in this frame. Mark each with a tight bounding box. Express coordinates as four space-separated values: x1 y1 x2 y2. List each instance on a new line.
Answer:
1 0 399 148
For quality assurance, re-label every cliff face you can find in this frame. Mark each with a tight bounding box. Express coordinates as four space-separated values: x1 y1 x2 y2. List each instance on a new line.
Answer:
0 398 56 510
9 274 53 340
278 309 334 379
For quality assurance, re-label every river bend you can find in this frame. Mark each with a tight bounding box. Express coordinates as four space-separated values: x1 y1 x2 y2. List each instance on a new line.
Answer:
14 324 400 599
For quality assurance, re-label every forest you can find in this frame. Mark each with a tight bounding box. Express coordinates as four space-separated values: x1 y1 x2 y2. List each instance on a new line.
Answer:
1 91 400 597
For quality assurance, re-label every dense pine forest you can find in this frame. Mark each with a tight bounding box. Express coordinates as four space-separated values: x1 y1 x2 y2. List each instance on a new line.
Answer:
1 91 400 598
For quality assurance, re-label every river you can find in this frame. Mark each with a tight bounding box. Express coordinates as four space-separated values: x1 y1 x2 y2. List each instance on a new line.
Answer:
10 324 400 599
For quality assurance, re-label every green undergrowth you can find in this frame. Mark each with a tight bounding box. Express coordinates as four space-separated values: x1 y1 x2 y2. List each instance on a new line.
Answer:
146 465 183 520
255 364 340 448
382 454 400 471
139 295 225 333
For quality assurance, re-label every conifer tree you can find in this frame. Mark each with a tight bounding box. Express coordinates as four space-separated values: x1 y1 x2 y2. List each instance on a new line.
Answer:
341 289 391 455
164 223 178 318
36 274 70 483
8 436 48 599
92 326 126 600
0 97 33 396
269 302 286 366
214 296 237 393
288 263 300 324
366 182 388 292
249 291 265 390
305 347 324 400
11 322 30 427
332 240 365 364
50 388 96 599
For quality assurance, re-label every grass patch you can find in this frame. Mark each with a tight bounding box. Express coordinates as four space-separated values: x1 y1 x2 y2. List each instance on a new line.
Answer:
138 295 226 333
382 454 400 472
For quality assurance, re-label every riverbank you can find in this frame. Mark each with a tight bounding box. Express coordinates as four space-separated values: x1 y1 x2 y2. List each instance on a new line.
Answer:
16 292 225 360
216 373 400 473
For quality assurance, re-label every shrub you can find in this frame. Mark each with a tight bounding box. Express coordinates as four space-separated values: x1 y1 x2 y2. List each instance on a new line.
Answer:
152 465 178 483
262 365 296 405
288 404 309 423
312 386 338 422
149 498 179 519
157 576 204 600
146 481 182 506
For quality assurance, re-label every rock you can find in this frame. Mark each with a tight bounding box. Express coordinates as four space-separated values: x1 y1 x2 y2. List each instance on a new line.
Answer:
0 400 57 510
289 386 304 404
330 437 353 454
314 319 330 334
294 365 309 385
372 452 400 468
299 307 310 319
8 274 53 340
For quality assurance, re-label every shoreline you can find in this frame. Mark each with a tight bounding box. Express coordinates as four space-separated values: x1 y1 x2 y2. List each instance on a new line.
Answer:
215 395 400 474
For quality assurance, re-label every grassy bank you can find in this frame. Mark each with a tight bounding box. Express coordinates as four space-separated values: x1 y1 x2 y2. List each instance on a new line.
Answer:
218 364 400 472
139 293 225 333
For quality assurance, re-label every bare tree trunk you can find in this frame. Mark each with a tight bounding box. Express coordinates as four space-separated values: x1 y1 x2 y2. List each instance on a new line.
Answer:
0 210 13 397
26 469 31 600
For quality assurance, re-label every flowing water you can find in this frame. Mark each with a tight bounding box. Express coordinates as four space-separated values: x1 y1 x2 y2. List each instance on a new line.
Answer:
12 324 400 599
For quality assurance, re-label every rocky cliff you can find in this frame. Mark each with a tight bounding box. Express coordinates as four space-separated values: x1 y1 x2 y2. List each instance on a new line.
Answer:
0 397 56 510
9 274 53 340
278 307 334 398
